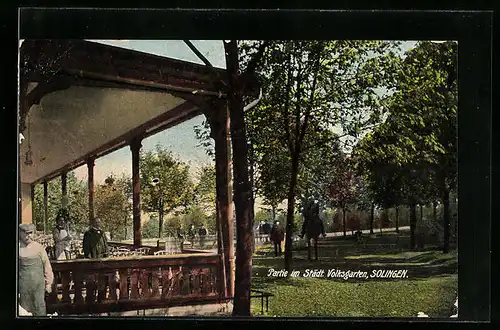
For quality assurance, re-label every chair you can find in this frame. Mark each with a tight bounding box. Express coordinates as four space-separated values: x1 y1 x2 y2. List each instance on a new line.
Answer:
136 247 150 255
154 250 172 256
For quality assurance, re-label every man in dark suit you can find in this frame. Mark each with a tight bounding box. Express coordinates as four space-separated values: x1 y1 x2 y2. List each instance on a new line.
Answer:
83 217 109 258
270 221 285 257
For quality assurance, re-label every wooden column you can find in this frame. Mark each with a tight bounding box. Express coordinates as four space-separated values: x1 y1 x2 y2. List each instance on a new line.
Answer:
43 181 48 234
87 158 95 223
61 171 68 208
208 102 234 299
30 184 35 229
130 138 142 248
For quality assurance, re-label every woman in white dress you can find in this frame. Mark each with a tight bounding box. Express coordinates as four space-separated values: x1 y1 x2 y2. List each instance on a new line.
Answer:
53 214 72 260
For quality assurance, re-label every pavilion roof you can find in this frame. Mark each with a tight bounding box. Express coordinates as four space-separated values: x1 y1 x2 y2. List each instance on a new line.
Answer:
19 39 228 185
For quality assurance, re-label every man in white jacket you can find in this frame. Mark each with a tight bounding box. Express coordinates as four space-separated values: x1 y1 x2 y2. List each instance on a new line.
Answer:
19 223 54 316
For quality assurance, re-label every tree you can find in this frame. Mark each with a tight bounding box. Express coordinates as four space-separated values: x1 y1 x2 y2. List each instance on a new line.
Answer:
180 205 209 230
354 41 457 252
223 39 269 316
243 40 402 271
193 119 215 161
327 153 357 236
140 145 195 238
94 174 132 241
115 174 133 239
191 40 267 314
142 214 159 239
33 171 89 236
254 209 272 224
193 164 217 215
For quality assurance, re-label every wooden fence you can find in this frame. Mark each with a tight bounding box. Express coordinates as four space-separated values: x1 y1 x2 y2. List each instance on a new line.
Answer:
47 252 224 315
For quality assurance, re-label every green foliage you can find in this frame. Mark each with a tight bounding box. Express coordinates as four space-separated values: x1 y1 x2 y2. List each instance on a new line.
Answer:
242 40 402 235
140 145 194 216
193 119 215 161
142 214 159 239
180 205 210 230
353 41 457 212
254 209 272 224
326 152 357 210
94 174 132 241
320 209 336 232
193 164 216 215
276 212 302 234
33 171 89 236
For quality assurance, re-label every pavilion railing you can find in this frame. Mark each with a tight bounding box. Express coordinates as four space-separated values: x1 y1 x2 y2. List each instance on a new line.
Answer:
47 252 224 315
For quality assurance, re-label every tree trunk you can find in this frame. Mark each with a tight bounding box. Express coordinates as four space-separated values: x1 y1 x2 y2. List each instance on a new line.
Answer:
249 141 256 253
208 99 234 301
370 203 374 234
224 40 253 316
433 201 438 223
420 204 424 223
442 187 450 253
284 152 300 271
395 206 399 233
342 206 347 237
409 202 417 250
158 209 164 238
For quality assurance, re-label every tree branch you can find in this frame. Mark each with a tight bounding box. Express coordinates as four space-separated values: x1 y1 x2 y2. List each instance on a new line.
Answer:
244 41 270 75
294 59 303 149
301 132 351 153
299 44 323 146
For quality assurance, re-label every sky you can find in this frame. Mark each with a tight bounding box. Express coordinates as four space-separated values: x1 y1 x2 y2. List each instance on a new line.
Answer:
73 40 419 183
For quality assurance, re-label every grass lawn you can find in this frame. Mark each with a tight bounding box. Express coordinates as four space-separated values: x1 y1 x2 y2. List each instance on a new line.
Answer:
251 230 457 318
251 274 457 317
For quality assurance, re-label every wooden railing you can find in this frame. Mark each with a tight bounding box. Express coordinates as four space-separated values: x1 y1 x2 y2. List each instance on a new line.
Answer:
47 252 223 315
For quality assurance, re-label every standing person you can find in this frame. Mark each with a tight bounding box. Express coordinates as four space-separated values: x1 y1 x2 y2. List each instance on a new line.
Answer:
301 200 326 261
53 213 72 260
18 223 54 316
270 221 285 257
83 217 109 258
188 224 196 244
198 224 208 248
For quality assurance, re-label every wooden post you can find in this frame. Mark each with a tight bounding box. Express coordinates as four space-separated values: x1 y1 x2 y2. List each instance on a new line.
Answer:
208 102 234 299
61 171 68 208
130 138 142 248
43 180 48 234
87 158 95 223
30 184 35 229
